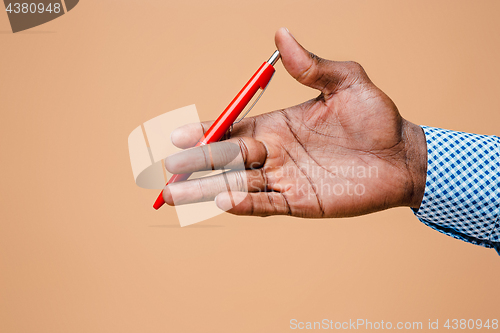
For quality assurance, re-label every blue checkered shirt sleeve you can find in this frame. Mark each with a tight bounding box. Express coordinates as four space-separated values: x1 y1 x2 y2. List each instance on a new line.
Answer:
412 126 500 255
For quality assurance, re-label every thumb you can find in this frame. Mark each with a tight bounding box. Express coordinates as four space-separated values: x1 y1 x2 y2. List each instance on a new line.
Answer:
274 27 367 95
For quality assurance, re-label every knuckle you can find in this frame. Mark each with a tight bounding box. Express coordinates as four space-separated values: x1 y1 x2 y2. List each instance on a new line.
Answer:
233 171 247 192
308 51 322 63
237 138 249 163
260 168 268 190
201 146 213 170
345 61 364 73
195 179 207 199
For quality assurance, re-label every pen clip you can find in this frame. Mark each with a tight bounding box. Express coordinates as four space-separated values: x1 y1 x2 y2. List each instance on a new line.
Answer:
232 71 275 125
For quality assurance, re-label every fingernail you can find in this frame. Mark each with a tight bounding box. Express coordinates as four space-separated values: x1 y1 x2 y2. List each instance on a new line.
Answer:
163 151 182 174
170 128 181 145
161 185 172 206
215 193 233 211
284 27 295 38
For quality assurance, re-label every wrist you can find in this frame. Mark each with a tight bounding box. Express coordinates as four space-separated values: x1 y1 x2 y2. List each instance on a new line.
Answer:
401 120 428 208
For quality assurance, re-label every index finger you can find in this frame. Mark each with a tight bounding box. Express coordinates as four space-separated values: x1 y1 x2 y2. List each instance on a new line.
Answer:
170 116 258 149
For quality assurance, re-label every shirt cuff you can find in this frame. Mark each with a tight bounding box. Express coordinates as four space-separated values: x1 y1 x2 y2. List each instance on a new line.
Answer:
412 125 500 252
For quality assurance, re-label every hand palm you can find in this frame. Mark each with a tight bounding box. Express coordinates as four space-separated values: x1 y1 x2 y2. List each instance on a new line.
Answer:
244 83 410 217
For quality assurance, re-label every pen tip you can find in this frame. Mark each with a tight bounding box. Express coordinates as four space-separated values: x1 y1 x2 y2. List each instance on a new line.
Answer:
267 50 281 66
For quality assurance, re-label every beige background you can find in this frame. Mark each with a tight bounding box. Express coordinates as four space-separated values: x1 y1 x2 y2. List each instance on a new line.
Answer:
1 1 499 332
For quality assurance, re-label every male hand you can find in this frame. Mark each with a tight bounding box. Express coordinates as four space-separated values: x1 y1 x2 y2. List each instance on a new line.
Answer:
162 28 427 218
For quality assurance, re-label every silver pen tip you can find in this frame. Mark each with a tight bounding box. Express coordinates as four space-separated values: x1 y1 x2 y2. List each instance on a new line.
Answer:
267 50 281 66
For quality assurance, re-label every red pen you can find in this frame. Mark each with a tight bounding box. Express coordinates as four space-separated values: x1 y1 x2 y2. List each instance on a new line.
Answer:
153 50 281 210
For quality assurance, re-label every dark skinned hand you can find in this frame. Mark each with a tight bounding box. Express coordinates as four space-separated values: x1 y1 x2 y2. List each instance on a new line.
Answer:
162 28 427 218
